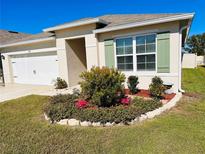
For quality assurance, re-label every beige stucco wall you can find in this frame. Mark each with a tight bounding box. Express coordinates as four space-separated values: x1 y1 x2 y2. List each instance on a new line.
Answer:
97 21 180 92
55 24 96 39
1 40 57 84
55 24 99 85
182 53 197 68
66 38 87 86
1 54 12 84
1 21 182 92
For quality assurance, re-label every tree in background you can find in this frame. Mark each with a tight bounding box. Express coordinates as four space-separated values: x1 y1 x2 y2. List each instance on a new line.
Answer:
186 33 205 56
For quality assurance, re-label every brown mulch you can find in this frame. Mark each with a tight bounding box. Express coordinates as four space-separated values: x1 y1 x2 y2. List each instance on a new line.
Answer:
125 89 176 102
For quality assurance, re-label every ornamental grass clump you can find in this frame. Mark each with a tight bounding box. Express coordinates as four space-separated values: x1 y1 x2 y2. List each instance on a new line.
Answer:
79 66 126 107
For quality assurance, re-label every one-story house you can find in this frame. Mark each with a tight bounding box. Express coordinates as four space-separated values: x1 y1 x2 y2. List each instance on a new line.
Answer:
0 13 194 93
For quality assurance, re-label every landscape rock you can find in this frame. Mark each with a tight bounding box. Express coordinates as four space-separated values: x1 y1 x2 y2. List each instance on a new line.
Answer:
92 122 101 127
116 122 124 126
139 114 148 122
161 99 168 104
104 122 113 127
128 120 135 125
80 121 92 126
146 108 162 119
68 119 80 126
44 113 50 121
134 117 139 122
57 119 68 125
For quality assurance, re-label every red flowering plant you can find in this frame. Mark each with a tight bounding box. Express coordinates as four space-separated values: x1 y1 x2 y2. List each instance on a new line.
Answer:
120 97 131 105
75 100 89 109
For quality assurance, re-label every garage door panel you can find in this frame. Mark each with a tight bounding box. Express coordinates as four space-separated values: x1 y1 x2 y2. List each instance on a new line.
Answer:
12 57 30 84
11 52 59 85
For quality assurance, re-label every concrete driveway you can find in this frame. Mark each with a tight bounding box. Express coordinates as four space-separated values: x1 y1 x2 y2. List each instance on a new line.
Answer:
0 84 78 102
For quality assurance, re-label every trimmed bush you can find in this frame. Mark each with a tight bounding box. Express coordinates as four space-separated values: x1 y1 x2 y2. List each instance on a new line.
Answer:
44 94 78 122
149 76 165 98
54 77 68 89
44 94 162 124
127 76 139 94
132 97 162 113
76 105 141 124
79 66 126 107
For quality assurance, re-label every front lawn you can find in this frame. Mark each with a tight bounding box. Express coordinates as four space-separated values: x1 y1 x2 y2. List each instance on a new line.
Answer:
0 67 205 153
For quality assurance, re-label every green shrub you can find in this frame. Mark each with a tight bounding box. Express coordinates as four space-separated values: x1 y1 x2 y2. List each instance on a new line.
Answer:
132 97 162 113
44 94 78 122
75 105 141 124
45 94 162 124
127 76 139 94
79 66 126 107
54 77 68 89
149 76 165 98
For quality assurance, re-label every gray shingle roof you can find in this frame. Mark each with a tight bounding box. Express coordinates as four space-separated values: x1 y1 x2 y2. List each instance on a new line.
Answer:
0 30 55 46
50 14 183 30
0 13 188 46
98 14 182 28
0 30 31 45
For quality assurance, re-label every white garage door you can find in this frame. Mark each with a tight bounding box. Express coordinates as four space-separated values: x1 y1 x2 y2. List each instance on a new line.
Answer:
11 52 59 85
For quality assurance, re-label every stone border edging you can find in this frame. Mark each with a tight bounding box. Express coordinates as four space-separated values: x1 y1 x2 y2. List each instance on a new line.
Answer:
44 92 182 127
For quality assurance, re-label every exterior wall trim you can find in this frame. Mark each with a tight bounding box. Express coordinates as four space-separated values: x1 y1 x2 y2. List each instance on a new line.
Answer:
0 37 55 48
3 47 57 56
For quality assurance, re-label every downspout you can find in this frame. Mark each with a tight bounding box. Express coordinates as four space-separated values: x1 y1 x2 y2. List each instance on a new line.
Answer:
178 25 189 93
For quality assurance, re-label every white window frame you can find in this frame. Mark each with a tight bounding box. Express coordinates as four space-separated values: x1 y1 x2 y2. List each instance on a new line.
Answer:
114 33 157 73
136 34 157 72
115 36 134 71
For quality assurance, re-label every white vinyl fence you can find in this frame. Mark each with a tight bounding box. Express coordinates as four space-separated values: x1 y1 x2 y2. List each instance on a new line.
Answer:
182 53 197 68
197 56 205 65
182 53 205 68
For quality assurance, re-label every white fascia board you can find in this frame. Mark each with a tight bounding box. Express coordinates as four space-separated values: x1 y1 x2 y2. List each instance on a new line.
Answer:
43 18 108 32
4 47 57 56
93 13 195 34
0 37 55 48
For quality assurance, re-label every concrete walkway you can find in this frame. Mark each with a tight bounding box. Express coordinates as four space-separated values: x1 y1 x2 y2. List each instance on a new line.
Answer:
0 84 79 102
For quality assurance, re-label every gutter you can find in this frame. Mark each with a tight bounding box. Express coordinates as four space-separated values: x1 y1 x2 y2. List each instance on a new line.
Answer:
178 17 194 93
0 37 55 48
93 13 194 34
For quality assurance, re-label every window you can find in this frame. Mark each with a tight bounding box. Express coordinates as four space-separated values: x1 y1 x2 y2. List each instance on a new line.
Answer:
116 38 133 71
115 34 156 72
136 34 156 71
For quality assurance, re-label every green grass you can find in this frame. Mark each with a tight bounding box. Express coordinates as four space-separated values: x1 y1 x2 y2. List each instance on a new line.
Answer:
0 67 205 154
182 66 205 94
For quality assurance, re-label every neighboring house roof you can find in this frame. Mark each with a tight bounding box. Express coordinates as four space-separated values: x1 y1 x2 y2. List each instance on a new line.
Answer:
0 31 55 47
0 13 194 48
0 30 31 45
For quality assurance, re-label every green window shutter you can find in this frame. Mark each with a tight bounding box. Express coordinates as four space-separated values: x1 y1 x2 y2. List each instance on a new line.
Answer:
157 32 170 73
104 39 115 68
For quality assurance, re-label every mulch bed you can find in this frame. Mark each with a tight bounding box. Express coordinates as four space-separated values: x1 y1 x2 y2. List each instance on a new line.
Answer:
125 89 176 102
